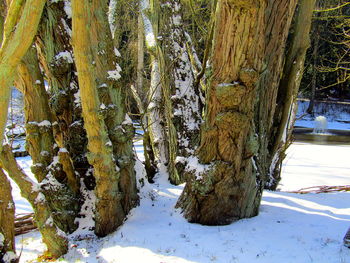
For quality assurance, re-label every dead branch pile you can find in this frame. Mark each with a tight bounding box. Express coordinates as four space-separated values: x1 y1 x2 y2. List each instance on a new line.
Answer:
287 185 350 194
15 213 36 236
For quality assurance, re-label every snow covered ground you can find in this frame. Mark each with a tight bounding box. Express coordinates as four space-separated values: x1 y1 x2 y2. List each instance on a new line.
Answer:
7 91 350 263
12 141 350 263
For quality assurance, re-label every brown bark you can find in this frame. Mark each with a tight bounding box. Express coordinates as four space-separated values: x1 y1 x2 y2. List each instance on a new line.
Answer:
0 169 16 262
177 0 303 225
267 0 316 189
177 0 266 225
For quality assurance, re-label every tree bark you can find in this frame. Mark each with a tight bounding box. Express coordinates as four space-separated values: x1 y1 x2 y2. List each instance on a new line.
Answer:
15 47 80 233
151 0 203 184
267 0 316 190
0 145 68 258
141 0 170 175
177 0 267 225
72 0 138 237
0 0 46 152
35 2 90 183
0 169 16 263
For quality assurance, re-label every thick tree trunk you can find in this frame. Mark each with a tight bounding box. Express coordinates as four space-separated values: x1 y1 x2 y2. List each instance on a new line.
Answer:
93 0 138 213
0 145 68 258
252 0 298 191
72 0 138 237
267 0 316 190
177 0 266 225
0 169 16 263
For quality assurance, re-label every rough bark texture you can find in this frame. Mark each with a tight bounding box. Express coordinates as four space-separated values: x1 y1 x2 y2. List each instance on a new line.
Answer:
0 0 46 152
72 0 138 237
141 1 170 176
152 0 203 184
266 0 316 189
252 0 298 190
16 47 80 234
35 2 90 184
147 58 169 171
0 169 16 262
0 145 68 258
177 0 266 225
176 0 305 225
90 0 138 214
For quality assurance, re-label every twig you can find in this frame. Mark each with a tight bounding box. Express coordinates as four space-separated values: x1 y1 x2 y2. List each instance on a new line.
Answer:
287 185 350 194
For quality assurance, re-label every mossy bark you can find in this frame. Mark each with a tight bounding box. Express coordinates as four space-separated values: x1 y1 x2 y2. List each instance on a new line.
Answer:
16 47 80 233
177 0 301 225
0 145 68 258
0 0 46 152
177 0 266 225
89 0 138 214
249 0 298 191
0 169 16 262
72 0 137 237
35 2 89 182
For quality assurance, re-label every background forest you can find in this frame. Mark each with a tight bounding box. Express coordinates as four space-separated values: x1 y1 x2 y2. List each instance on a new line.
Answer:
0 0 349 262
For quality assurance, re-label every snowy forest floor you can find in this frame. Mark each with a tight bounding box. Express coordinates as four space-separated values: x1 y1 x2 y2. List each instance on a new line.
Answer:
11 142 350 263
7 90 350 263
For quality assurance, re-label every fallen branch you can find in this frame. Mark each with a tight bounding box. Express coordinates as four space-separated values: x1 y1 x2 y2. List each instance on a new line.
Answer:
287 185 350 194
15 213 36 236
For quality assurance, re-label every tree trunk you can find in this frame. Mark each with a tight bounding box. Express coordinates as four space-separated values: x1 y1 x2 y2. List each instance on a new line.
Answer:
0 169 16 263
137 13 157 181
15 46 80 234
267 0 316 190
177 0 267 225
141 0 170 175
0 145 68 258
35 2 90 184
72 0 138 237
0 0 46 152
151 0 203 184
90 0 138 217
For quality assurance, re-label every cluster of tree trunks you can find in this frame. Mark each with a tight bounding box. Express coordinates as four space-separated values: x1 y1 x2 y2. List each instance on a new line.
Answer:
0 0 316 260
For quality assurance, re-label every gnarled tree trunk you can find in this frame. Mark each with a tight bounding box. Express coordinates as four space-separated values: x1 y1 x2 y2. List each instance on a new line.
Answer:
177 0 266 225
72 0 138 237
16 46 80 234
177 0 300 225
